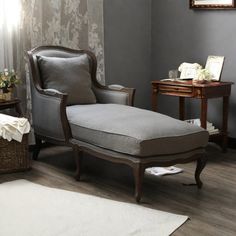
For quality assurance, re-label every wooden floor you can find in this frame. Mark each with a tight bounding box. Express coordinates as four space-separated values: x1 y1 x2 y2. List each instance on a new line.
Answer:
1 144 236 236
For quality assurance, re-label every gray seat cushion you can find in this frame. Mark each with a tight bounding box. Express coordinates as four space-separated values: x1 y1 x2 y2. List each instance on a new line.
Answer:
66 104 209 157
37 55 96 105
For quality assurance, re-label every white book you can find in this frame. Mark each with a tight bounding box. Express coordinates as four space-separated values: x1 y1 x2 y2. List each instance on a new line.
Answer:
207 125 216 132
185 118 216 131
145 166 183 176
209 129 220 135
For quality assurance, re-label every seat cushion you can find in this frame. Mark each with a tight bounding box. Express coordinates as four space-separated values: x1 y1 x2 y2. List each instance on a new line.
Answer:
66 104 209 157
37 55 96 105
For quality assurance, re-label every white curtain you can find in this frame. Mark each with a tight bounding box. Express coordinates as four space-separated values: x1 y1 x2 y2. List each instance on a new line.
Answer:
0 0 104 129
0 0 21 71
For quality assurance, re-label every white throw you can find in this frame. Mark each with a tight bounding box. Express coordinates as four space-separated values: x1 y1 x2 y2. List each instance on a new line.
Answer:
0 114 30 142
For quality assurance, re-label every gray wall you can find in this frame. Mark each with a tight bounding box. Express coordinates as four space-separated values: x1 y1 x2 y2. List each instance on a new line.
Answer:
104 0 236 138
152 0 236 138
103 0 152 108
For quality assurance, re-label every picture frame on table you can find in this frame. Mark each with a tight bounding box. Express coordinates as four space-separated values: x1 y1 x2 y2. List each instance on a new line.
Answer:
190 0 236 9
205 56 225 81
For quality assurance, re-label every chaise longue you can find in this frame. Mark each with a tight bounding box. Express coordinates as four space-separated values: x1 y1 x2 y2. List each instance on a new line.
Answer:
27 46 209 202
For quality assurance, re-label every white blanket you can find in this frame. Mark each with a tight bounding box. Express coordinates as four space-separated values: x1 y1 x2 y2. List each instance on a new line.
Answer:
0 114 30 142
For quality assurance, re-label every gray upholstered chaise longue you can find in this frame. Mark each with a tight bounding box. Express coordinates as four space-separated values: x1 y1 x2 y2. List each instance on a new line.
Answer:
27 46 209 202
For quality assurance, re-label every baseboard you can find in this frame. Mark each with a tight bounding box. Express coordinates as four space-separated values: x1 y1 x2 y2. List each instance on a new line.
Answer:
228 137 236 149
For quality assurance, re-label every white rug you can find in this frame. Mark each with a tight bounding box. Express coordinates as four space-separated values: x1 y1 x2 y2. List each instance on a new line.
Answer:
0 180 188 236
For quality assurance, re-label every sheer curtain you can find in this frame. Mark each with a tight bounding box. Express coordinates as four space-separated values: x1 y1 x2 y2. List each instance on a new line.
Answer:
0 0 21 71
0 0 104 144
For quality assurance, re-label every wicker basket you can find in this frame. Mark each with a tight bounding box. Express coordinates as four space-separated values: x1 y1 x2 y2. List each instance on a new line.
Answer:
0 134 30 174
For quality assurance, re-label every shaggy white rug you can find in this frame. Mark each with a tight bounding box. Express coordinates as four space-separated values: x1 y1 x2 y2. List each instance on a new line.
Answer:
0 180 188 236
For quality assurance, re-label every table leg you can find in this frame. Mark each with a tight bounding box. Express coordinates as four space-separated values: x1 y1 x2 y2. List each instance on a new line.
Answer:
152 86 158 112
200 98 208 129
179 97 185 120
222 96 229 152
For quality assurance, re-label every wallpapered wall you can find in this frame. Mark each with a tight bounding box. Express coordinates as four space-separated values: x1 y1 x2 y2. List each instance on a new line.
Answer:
21 0 104 82
16 0 104 113
13 0 104 143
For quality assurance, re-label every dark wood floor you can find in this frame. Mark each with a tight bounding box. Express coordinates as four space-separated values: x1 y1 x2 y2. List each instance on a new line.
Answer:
1 144 236 236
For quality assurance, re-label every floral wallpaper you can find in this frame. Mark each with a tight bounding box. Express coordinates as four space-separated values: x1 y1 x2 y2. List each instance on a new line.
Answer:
19 0 104 84
15 0 104 143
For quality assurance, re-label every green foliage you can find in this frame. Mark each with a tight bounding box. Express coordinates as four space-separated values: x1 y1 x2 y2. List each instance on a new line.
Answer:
0 69 20 90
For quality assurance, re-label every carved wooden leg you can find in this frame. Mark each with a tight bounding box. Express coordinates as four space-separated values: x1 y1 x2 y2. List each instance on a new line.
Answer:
195 155 207 189
33 136 42 160
222 96 229 153
133 163 144 203
73 146 83 181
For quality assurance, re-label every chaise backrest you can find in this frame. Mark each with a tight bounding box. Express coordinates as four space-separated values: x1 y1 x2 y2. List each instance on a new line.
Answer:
27 45 135 143
27 46 102 141
28 45 98 89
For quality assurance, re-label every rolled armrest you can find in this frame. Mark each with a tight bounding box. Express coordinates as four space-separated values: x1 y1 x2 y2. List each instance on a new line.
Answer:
93 85 135 106
31 87 71 141
43 88 66 96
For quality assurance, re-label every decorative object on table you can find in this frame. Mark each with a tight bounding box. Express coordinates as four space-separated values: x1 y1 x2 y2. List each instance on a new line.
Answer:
0 114 30 174
205 56 225 81
190 0 236 9
168 69 179 79
178 62 202 79
0 180 188 236
0 69 20 101
145 166 183 176
193 68 213 84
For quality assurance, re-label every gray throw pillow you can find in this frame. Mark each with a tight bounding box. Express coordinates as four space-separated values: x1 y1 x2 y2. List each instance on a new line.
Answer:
37 54 96 105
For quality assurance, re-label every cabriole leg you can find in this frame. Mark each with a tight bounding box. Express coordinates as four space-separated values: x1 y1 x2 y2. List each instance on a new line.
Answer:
133 163 145 203
195 155 207 189
33 136 42 160
73 146 83 181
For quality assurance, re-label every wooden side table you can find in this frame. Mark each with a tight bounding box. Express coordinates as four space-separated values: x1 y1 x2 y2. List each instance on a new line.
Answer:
151 80 233 152
0 99 22 117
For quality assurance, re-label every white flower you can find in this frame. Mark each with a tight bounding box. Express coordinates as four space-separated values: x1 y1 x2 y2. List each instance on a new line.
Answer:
4 68 9 76
194 69 212 81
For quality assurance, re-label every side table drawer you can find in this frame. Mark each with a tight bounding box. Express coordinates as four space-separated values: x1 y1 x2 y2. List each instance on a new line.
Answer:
159 85 193 96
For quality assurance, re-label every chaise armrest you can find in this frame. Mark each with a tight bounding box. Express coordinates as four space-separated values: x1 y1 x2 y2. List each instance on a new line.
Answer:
43 88 66 96
93 84 135 106
31 87 71 142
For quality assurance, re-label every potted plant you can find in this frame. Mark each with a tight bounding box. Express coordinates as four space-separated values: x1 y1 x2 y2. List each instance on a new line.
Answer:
0 69 20 100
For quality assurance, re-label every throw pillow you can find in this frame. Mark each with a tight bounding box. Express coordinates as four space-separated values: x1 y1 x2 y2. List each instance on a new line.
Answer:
37 54 96 105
